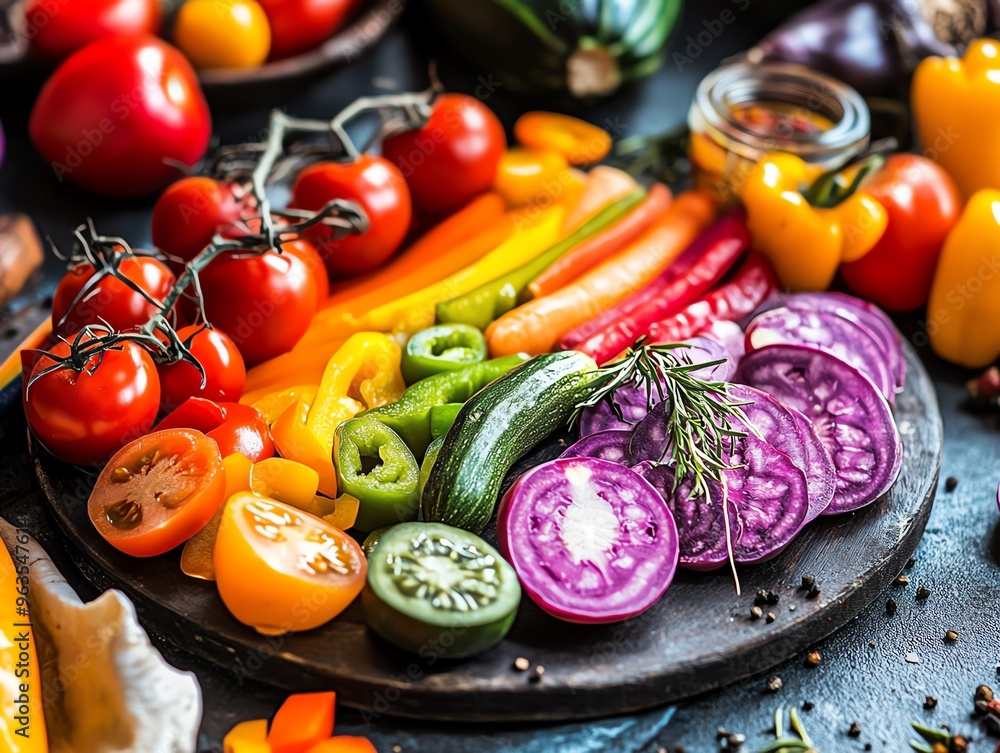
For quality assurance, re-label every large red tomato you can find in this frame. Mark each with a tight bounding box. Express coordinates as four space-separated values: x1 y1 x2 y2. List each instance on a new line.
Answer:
257 0 359 59
52 255 175 337
157 325 246 411
152 177 249 270
196 248 319 366
24 338 161 465
290 155 411 276
24 0 162 60
382 94 506 214
29 35 211 198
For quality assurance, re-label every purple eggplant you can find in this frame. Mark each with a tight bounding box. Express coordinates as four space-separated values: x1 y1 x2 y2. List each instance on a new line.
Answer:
750 0 990 96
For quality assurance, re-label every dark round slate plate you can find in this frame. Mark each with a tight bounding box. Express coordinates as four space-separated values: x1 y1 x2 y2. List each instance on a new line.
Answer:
33 342 941 722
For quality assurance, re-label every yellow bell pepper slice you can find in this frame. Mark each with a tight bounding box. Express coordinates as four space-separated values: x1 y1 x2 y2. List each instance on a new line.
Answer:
271 333 404 496
740 152 887 291
223 719 269 753
251 458 320 509
249 385 318 422
322 494 361 531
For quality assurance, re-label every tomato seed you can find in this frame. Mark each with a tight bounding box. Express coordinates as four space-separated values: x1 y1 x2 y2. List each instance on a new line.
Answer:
107 499 142 530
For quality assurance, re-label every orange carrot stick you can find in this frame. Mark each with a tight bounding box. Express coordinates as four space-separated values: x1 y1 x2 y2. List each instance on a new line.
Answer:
485 190 718 356
527 183 673 299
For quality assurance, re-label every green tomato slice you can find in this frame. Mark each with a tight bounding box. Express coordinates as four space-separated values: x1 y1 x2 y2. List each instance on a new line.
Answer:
363 522 521 658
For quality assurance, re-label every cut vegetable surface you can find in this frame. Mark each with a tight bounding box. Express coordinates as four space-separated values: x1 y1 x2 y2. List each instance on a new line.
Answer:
560 429 633 464
735 344 903 513
363 522 520 657
498 457 678 623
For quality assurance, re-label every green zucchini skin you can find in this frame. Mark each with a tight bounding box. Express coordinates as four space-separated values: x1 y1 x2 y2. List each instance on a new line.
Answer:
422 351 601 533
425 0 683 98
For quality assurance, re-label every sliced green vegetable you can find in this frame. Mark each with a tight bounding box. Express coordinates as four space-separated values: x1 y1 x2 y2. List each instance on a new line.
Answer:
334 415 420 533
362 522 521 658
401 324 487 385
419 436 444 497
362 526 395 557
435 189 645 330
429 403 462 440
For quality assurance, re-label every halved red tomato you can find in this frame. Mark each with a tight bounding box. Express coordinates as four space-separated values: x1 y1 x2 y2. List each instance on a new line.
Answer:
88 429 225 557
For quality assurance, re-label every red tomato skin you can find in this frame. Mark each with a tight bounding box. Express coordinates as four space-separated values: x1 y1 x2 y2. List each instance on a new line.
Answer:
257 0 359 59
382 94 506 215
291 155 412 277
24 0 162 60
841 154 962 312
281 238 329 302
29 35 211 198
51 255 175 337
152 178 248 270
24 340 161 465
157 326 246 411
209 402 274 462
197 249 318 366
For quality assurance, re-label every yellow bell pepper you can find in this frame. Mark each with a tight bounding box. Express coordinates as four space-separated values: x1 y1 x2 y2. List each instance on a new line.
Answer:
249 384 318 422
912 39 1000 201
739 152 888 291
223 719 269 753
250 457 320 509
271 332 405 495
493 147 576 208
301 204 567 345
0 538 47 753
926 189 1000 367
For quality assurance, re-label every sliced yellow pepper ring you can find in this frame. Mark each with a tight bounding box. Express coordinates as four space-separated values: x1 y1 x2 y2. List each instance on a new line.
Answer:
250 385 318 423
323 493 360 531
514 111 613 165
493 147 572 208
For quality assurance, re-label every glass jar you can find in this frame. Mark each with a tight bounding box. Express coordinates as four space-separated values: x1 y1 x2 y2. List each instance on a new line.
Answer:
688 61 870 203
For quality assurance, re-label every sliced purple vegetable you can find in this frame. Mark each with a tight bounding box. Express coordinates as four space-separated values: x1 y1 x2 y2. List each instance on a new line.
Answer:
578 379 654 436
560 430 632 464
497 457 679 624
735 344 902 513
746 306 894 401
728 385 835 522
784 292 905 393
633 461 740 571
629 400 671 464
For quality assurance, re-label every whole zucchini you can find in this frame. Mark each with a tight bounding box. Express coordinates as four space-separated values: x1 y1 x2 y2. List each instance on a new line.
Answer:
422 351 601 533
425 0 683 99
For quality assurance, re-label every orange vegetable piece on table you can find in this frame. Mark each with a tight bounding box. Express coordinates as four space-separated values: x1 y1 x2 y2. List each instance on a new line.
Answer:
268 691 336 753
308 737 378 753
223 718 269 753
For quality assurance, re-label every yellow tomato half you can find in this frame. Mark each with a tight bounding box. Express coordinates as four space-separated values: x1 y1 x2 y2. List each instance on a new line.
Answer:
174 0 271 70
215 493 367 635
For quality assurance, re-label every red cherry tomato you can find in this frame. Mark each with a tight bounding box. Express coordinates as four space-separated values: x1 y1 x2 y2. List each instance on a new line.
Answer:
196 248 319 365
24 338 161 465
281 238 329 302
152 178 249 270
291 155 411 276
382 94 506 215
841 154 962 311
157 397 274 462
257 0 359 59
29 35 211 198
52 255 175 337
24 0 162 60
157 325 246 411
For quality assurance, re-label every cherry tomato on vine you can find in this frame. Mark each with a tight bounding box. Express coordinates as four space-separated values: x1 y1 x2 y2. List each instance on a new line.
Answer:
88 428 225 557
291 155 411 276
157 325 246 411
196 247 319 365
24 338 161 465
24 0 162 60
157 398 274 462
257 0 358 60
152 177 249 270
281 238 329 301
382 94 506 215
174 0 271 70
29 35 211 198
52 255 175 337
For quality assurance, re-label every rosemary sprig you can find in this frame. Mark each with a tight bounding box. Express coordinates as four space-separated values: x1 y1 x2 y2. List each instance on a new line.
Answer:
571 338 750 501
755 706 819 753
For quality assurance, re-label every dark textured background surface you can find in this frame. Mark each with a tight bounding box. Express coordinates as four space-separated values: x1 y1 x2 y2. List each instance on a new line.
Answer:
0 1 997 750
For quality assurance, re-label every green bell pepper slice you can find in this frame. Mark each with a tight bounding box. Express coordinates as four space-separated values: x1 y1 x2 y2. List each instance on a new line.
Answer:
401 324 487 385
435 189 646 330
419 436 444 497
334 415 420 533
363 353 529 458
429 403 462 440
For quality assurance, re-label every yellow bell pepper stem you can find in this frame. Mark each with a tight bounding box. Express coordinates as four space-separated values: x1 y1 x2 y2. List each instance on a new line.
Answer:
926 189 1000 367
912 39 1000 200
0 540 47 753
270 333 405 496
740 152 887 292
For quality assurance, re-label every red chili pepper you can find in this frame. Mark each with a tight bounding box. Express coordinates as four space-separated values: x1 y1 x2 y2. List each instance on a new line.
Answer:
562 210 749 363
156 397 274 462
644 251 778 349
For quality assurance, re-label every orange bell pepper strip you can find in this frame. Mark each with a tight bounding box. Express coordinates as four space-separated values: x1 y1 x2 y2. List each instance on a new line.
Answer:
223 719 269 753
308 738 377 753
514 111 613 166
527 183 673 298
486 190 718 356
324 192 507 307
271 333 405 496
268 691 336 753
